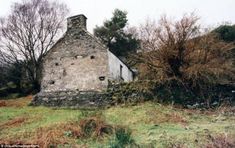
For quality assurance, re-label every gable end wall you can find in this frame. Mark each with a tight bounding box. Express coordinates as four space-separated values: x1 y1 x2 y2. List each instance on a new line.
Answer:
41 29 109 92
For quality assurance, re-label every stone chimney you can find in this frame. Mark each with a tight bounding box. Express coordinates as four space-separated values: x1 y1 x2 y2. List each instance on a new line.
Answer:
67 14 87 30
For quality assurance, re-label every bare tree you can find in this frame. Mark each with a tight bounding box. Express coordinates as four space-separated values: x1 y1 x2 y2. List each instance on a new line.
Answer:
131 13 235 103
138 18 160 51
0 0 69 91
132 13 201 78
125 19 160 52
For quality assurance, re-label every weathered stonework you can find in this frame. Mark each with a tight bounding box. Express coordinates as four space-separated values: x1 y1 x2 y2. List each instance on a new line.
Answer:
30 82 150 108
32 14 136 108
31 91 112 109
41 17 109 92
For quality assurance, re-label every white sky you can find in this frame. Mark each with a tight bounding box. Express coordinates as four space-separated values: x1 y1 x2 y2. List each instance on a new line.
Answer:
0 0 234 32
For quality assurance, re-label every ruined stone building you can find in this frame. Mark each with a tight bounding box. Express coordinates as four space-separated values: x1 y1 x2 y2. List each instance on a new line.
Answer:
32 14 135 107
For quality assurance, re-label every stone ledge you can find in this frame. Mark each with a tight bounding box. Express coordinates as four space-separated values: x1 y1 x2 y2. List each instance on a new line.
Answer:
30 91 112 109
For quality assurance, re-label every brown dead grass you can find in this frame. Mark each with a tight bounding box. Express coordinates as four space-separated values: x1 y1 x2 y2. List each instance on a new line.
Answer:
146 109 188 125
183 104 235 117
34 127 66 148
0 101 6 107
206 134 235 148
0 139 37 146
32 121 86 147
0 117 28 129
215 105 235 116
61 122 83 138
1 117 113 148
0 95 32 107
79 117 113 138
165 113 188 124
31 118 113 148
1 122 84 148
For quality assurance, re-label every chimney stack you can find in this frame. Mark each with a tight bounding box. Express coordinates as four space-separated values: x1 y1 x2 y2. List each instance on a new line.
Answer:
67 14 87 30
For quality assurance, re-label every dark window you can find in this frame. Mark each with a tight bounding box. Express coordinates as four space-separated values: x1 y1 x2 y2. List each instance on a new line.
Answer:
49 80 55 85
90 55 95 59
99 76 105 81
120 65 123 80
63 69 67 76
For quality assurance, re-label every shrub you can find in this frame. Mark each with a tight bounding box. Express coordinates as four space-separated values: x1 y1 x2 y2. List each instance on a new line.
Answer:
214 25 235 42
79 117 113 138
109 81 155 105
128 14 235 106
109 128 137 148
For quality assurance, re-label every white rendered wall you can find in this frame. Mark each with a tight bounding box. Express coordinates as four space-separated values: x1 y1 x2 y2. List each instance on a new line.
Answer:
108 50 133 82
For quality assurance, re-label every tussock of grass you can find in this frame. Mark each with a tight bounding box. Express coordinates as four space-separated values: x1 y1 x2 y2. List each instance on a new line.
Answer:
0 97 234 147
79 117 113 138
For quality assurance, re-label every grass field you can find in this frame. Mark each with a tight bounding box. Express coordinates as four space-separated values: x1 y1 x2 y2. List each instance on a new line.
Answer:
0 96 235 147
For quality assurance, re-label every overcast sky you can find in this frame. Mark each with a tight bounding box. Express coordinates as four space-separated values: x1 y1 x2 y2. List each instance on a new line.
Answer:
0 0 234 32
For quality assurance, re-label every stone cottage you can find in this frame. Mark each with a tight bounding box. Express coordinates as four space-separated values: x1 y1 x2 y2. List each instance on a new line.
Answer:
31 14 135 108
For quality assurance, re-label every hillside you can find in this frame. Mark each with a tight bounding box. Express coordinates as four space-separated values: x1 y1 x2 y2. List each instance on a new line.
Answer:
0 96 235 147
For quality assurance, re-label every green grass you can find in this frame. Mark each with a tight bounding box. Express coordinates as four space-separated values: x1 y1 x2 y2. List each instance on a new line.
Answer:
0 97 234 147
103 103 235 147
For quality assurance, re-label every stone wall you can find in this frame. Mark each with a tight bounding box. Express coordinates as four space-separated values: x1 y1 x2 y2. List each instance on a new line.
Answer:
31 81 153 108
33 15 136 108
67 14 87 30
30 91 112 109
41 24 110 93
